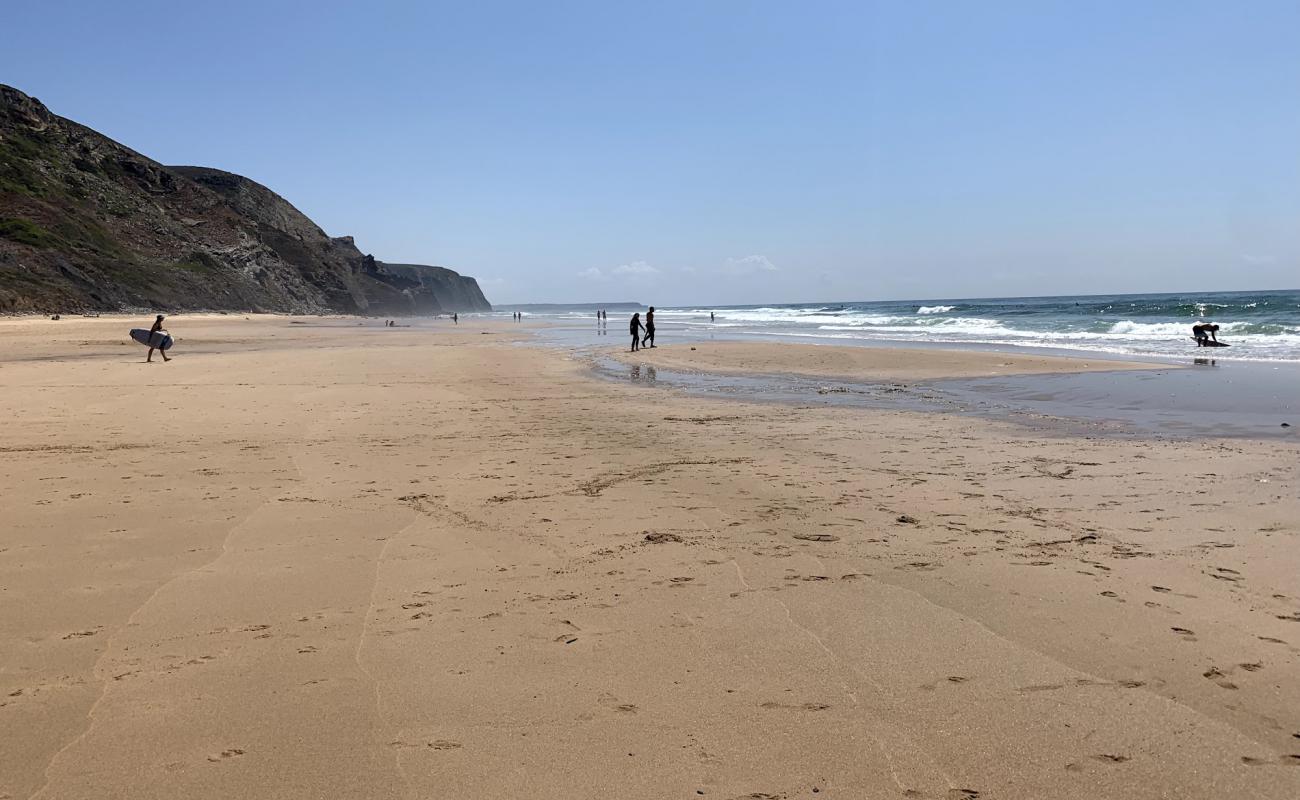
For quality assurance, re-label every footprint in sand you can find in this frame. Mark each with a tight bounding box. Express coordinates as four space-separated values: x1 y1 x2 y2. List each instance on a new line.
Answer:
207 748 245 763
1201 667 1238 690
1092 754 1130 764
1170 627 1196 640
895 561 940 572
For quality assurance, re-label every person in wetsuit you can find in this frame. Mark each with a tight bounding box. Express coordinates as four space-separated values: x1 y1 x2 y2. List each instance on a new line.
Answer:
629 312 644 352
642 306 656 348
1193 322 1220 346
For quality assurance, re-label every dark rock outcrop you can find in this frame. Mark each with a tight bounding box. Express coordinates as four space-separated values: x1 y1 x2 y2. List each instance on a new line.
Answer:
0 84 491 314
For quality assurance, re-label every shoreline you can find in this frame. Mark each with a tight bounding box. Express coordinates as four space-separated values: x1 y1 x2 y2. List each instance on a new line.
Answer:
595 342 1295 441
605 339 1168 381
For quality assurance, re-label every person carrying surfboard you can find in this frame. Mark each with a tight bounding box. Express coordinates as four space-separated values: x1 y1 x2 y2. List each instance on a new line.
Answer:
147 315 171 363
1192 322 1220 347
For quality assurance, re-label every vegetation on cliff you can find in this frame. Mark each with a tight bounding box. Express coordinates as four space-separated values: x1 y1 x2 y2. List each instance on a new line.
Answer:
0 84 491 314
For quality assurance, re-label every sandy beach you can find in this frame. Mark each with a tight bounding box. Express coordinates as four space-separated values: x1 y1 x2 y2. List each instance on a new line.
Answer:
2 315 1298 800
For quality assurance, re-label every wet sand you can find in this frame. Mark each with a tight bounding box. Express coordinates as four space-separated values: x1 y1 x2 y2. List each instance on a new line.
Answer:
609 340 1164 381
2 315 1298 799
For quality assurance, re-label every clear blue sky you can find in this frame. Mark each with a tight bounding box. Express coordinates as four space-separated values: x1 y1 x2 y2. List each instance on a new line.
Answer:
5 0 1298 305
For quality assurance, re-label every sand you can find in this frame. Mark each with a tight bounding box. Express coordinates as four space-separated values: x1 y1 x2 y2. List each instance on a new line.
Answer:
1 315 1297 800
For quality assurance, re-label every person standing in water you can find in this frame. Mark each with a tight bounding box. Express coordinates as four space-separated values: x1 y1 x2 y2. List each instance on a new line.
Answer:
146 314 170 363
642 306 656 348
629 312 644 352
1193 322 1220 346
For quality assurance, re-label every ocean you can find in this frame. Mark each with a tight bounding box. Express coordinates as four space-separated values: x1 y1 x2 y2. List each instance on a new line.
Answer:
511 290 1300 363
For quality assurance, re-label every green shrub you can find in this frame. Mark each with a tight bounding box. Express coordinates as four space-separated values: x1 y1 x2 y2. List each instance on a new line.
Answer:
0 217 57 248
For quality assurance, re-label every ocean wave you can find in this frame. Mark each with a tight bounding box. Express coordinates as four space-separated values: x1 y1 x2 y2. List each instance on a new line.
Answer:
1106 320 1295 336
916 305 955 315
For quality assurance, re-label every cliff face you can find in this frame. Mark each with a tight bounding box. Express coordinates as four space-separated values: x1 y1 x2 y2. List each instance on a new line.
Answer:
377 263 491 312
0 84 490 314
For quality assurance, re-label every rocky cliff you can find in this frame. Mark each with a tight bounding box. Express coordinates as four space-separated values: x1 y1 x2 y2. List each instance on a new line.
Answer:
0 84 491 314
377 263 491 312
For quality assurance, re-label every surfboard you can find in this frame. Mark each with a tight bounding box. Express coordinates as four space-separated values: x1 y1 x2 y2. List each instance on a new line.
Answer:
130 328 173 350
1191 337 1229 347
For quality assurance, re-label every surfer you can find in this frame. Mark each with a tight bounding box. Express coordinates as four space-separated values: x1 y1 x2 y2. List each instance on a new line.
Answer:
146 315 170 363
630 312 644 352
1193 322 1220 346
642 306 656 348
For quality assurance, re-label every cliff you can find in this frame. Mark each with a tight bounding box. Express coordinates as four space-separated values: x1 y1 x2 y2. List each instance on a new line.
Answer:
376 263 491 312
0 84 490 314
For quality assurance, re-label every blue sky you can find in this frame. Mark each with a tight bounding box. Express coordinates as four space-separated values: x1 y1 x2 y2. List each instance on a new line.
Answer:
4 0 1298 305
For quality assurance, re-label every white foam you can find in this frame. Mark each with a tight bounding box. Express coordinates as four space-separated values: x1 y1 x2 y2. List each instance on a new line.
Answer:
1106 320 1251 336
916 305 955 315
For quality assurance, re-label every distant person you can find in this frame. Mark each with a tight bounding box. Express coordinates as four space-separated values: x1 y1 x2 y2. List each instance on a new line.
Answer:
1193 322 1220 346
642 306 656 348
629 312 644 352
146 314 170 363
453 313 459 325
710 311 715 322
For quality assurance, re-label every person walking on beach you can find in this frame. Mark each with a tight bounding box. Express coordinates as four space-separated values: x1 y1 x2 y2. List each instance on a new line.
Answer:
146 314 170 363
710 311 715 323
629 312 644 352
453 312 458 325
642 306 656 348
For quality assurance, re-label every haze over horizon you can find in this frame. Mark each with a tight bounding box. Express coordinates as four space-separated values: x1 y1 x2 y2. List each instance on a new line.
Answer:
5 0 1298 306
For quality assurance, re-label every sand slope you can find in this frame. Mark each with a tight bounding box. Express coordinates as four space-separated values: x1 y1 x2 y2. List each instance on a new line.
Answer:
1 317 1297 799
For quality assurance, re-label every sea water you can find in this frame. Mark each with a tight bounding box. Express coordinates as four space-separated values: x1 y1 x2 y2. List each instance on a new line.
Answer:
507 290 1300 363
